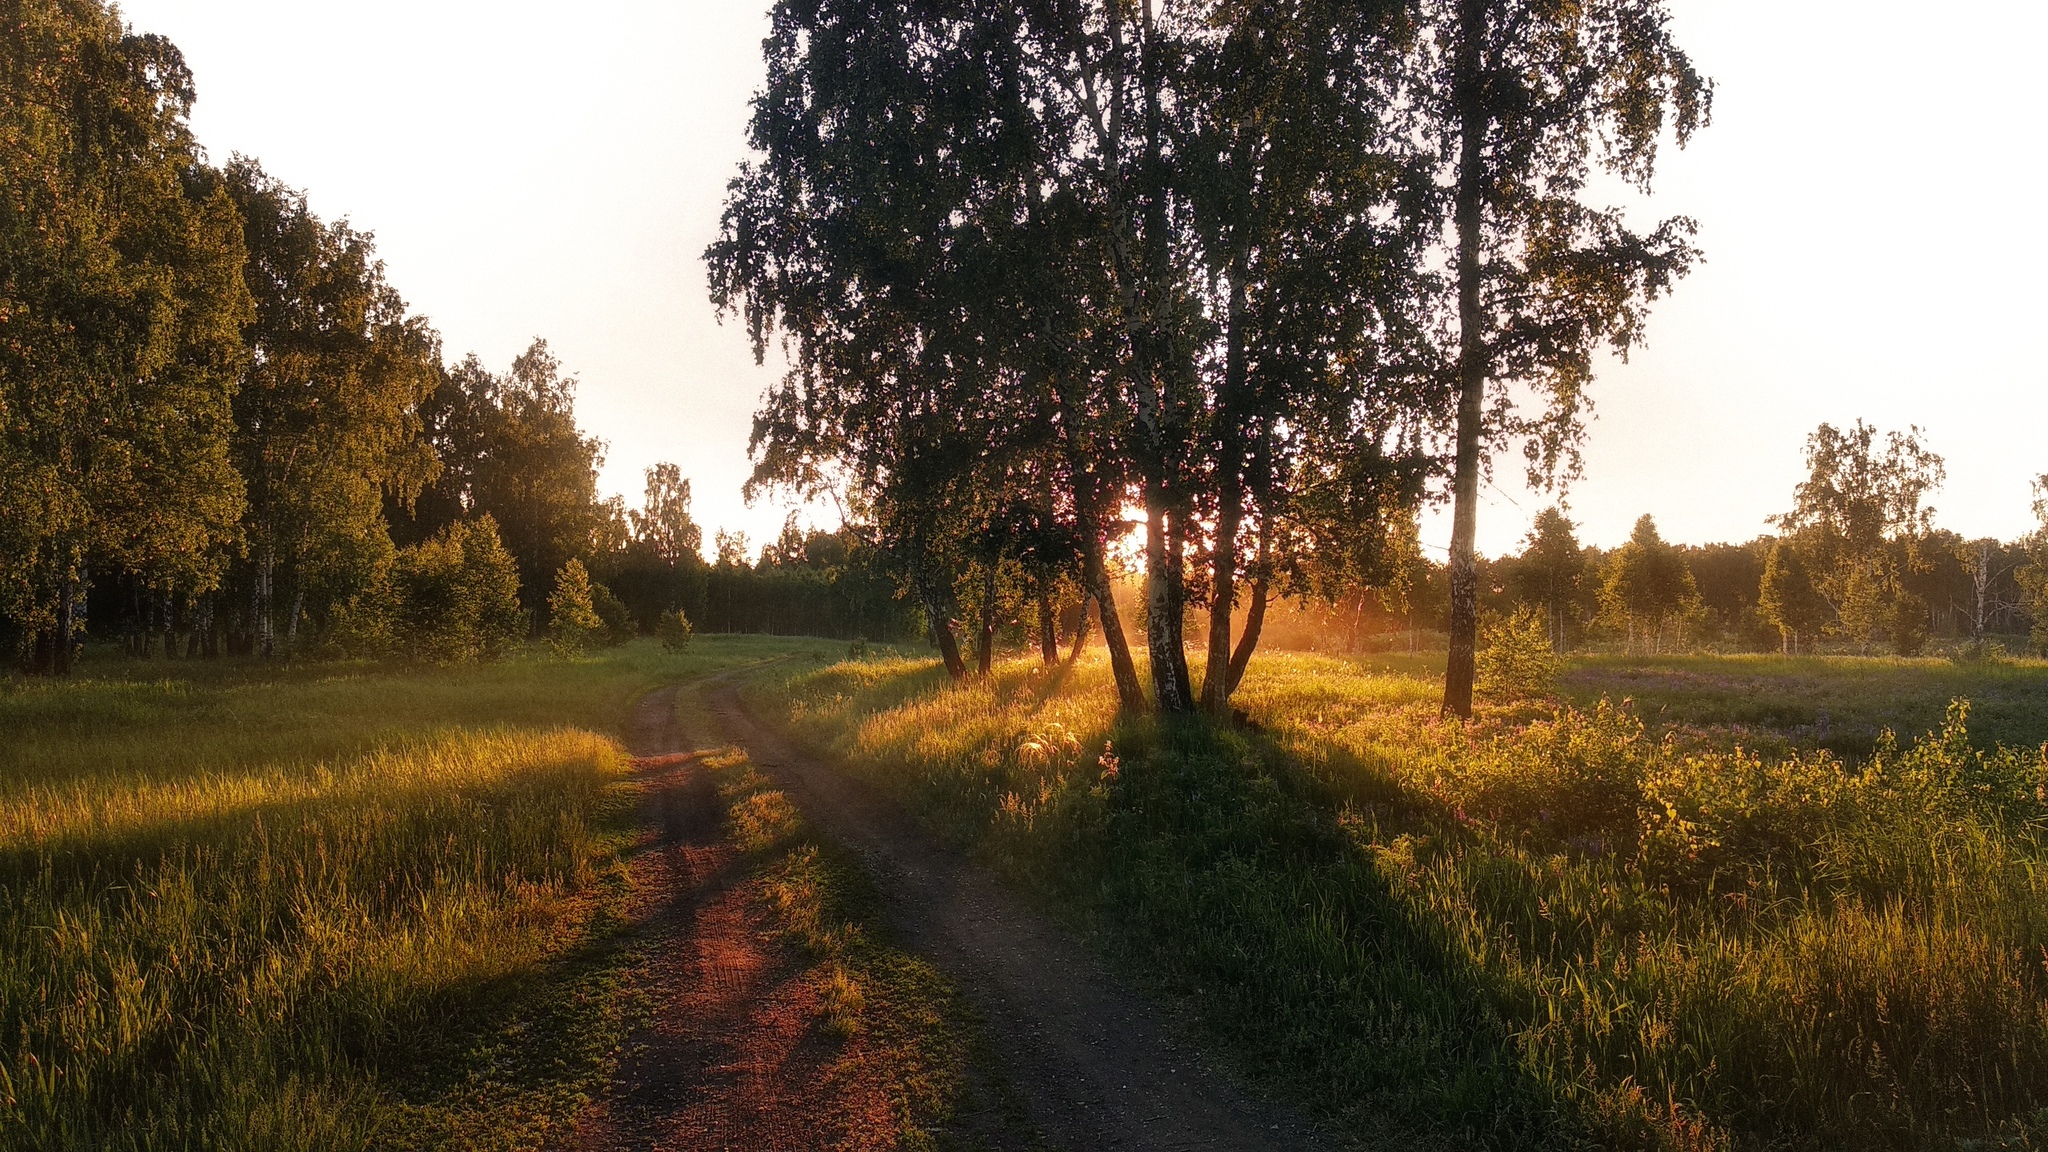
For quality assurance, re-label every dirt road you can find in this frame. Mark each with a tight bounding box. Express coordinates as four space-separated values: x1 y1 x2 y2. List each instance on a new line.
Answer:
702 680 1335 1152
571 687 908 1151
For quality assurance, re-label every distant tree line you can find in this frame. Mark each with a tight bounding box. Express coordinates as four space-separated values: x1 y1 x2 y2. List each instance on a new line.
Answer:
0 0 908 671
1460 422 2048 658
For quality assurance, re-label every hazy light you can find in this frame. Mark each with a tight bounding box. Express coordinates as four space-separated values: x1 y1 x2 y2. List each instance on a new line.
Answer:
116 0 2048 562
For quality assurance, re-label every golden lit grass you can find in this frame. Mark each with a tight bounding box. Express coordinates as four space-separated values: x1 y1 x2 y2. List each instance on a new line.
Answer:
0 636 832 1151
763 649 2048 1150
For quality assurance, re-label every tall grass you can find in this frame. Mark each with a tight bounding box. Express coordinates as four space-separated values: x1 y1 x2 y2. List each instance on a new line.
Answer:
768 651 2048 1150
0 637 828 1150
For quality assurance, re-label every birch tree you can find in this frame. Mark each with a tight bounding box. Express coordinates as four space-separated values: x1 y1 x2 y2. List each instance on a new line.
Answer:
1413 0 1711 716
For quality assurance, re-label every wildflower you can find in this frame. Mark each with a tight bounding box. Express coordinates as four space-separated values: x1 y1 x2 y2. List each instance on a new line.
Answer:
1098 743 1120 782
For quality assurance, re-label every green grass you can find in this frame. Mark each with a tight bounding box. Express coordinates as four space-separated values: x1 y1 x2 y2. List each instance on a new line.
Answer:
1559 653 2048 757
758 649 2048 1151
0 636 834 1150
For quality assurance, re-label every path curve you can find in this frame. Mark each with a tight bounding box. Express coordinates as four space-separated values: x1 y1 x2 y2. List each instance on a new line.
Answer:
703 679 1336 1152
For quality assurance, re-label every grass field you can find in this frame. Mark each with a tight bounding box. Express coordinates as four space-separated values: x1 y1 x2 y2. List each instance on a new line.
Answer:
762 648 2048 1151
0 636 835 1150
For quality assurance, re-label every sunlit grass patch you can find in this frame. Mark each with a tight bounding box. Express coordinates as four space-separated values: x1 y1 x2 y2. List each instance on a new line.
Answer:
0 636 835 1151
759 648 2048 1150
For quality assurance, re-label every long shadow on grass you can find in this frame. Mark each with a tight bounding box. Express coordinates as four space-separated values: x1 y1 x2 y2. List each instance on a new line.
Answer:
1088 717 1599 1150
775 659 1599 1150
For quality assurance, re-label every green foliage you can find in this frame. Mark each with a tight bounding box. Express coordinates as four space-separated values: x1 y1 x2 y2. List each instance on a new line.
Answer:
384 517 526 663
1890 588 1929 657
768 651 2048 1149
1758 538 1830 652
589 579 635 647
217 159 440 650
656 608 694 652
1770 421 1948 656
2020 475 2048 654
402 343 611 619
1598 516 1701 654
546 558 605 656
0 0 252 670
1476 606 1561 702
1510 508 1588 652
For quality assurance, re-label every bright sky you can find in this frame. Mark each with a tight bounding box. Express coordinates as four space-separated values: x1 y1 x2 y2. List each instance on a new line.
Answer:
118 0 2048 560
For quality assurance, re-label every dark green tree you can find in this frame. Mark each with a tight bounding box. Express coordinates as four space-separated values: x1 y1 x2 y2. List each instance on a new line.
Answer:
1599 514 1697 654
1771 420 1945 650
218 159 439 655
1757 538 1828 654
402 340 610 626
2017 476 2048 652
0 0 251 672
1512 507 1587 651
713 0 1438 716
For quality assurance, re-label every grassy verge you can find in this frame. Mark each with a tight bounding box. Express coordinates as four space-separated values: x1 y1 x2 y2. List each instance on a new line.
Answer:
756 650 2048 1151
0 636 830 1150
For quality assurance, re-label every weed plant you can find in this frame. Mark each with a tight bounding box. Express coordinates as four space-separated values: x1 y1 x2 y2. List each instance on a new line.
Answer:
765 651 2048 1150
0 637 825 1150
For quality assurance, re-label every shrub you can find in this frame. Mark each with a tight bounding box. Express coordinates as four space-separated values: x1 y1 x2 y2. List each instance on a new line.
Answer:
1891 590 1929 657
547 559 605 655
375 517 526 663
590 580 635 646
656 608 694 652
1477 605 1561 701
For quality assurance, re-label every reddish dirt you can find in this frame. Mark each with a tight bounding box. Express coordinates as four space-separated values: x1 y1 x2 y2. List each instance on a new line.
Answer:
568 689 903 1152
572 680 1334 1152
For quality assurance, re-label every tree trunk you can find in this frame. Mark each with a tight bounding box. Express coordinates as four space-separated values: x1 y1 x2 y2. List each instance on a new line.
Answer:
53 569 76 676
254 542 275 659
910 555 967 680
1201 258 1251 717
1442 0 1490 721
159 588 176 661
1144 502 1191 712
193 595 215 658
1037 585 1059 666
976 566 998 678
1069 594 1095 663
1226 511 1273 693
1227 577 1269 694
1083 535 1147 713
287 583 306 651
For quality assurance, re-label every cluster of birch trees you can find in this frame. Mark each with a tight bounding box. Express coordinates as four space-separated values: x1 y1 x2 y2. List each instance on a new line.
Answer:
712 0 1710 717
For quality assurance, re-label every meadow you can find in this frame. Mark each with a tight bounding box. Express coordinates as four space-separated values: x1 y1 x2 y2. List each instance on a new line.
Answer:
0 636 833 1151
763 648 2048 1151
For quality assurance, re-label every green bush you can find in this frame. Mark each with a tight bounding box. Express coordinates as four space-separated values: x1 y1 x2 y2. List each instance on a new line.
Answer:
1477 605 1561 701
547 560 605 656
349 516 526 663
656 608 694 652
590 581 635 647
